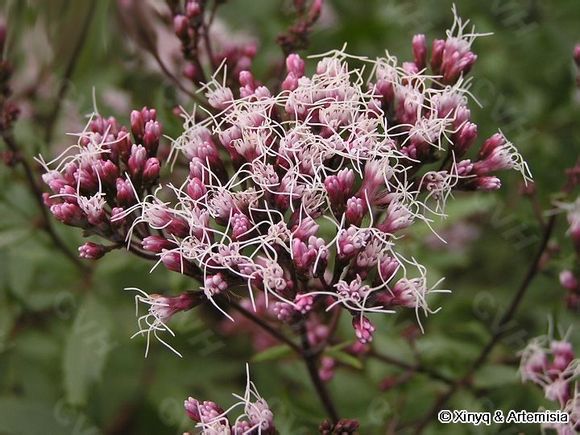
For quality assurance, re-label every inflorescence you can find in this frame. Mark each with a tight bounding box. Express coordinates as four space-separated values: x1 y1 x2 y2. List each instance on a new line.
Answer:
37 10 530 361
520 334 579 434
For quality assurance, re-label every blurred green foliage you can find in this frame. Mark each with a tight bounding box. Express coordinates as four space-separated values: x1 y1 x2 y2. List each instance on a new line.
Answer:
0 0 579 434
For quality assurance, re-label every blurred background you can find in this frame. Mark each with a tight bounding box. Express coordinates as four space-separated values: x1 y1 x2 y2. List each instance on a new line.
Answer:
0 0 579 434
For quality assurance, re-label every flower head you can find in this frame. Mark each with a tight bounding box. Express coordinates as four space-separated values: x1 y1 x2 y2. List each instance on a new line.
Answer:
184 364 276 434
38 9 528 347
126 288 203 357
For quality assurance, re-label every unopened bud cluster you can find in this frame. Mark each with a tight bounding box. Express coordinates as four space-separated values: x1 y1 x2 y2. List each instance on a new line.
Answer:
184 366 275 434
38 107 164 261
520 336 579 434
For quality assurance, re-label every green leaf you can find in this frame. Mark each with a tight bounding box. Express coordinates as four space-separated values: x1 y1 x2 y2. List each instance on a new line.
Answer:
473 364 519 389
252 344 294 363
0 229 31 249
0 397 65 435
325 348 363 370
63 296 115 406
326 342 352 353
0 300 16 354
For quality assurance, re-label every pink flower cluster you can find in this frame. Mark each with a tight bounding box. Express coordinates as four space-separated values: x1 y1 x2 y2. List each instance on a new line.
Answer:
183 366 275 434
39 12 529 359
557 196 580 310
520 336 579 434
170 0 257 84
38 107 163 259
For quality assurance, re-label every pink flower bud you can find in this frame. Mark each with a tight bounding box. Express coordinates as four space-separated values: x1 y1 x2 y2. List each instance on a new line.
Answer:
90 116 120 135
184 397 224 423
143 120 162 154
149 292 201 325
453 106 471 128
378 256 399 283
324 169 355 209
559 270 578 291
574 44 580 67
430 39 445 73
161 251 198 276
281 73 299 91
345 197 366 226
273 301 297 323
186 177 207 200
207 87 234 110
254 85 271 99
295 293 314 314
478 133 506 160
291 216 319 241
203 273 228 298
308 0 322 21
242 42 257 58
352 316 375 344
128 144 147 177
173 15 189 38
474 176 501 191
143 157 160 183
167 216 190 238
402 61 418 75
42 170 69 193
142 236 173 253
292 238 310 271
239 70 255 97
456 159 474 176
286 53 305 76
42 193 57 207
116 178 135 205
543 378 571 406
318 356 335 382
188 158 208 181
59 185 78 204
111 131 132 162
453 122 478 156
437 37 478 84
566 293 580 310
412 34 427 69
337 226 368 259
550 340 574 372
50 203 85 226
238 70 254 88
64 162 78 183
231 212 251 241
348 341 370 356
307 317 329 347
379 201 414 234
219 125 242 150
75 166 98 193
233 421 253 434
78 242 107 260
130 109 145 139
183 63 197 81
521 348 547 384
185 0 201 18
94 159 119 186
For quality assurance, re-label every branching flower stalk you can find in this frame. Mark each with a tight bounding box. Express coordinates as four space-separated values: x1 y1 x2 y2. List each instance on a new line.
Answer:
35 5 534 432
409 135 580 434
